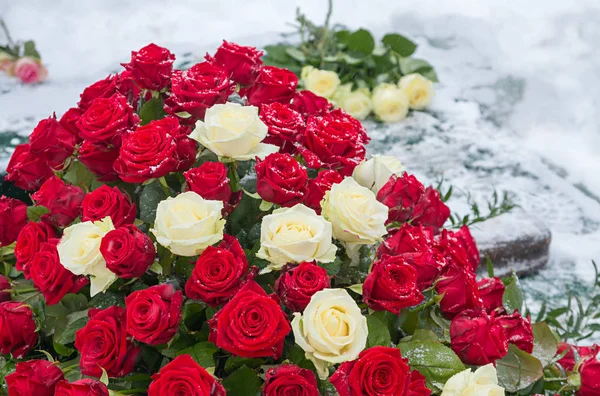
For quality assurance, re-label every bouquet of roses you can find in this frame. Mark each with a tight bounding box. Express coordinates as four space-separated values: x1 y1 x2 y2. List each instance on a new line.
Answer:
0 41 595 395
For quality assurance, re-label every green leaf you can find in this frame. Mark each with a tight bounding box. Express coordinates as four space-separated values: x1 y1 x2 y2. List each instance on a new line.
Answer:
263 45 292 63
222 365 262 396
63 161 97 188
139 98 167 125
503 272 525 314
139 181 167 223
100 367 109 385
347 284 363 295
54 309 90 345
176 341 218 368
366 314 391 348
27 205 49 221
320 257 341 277
53 340 75 356
496 344 544 392
531 322 559 367
259 200 274 212
285 47 306 63
224 355 266 374
343 29 375 57
382 33 417 57
23 40 41 60
398 340 465 391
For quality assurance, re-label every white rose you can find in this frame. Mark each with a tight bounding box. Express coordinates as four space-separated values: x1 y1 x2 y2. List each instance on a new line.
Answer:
338 88 372 120
291 288 368 379
190 103 278 161
442 364 505 396
256 204 337 272
352 155 404 193
371 83 409 122
303 67 341 98
151 192 225 257
57 217 116 297
321 177 388 245
398 73 435 110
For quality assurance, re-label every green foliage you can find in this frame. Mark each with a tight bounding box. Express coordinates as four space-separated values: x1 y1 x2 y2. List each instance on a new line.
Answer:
139 180 168 223
496 345 544 393
139 98 167 125
366 314 392 348
531 322 559 368
503 271 526 314
26 205 49 221
222 365 262 396
176 342 218 368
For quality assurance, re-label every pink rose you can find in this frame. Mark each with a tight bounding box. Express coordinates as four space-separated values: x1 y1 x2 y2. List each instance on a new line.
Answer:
13 57 47 84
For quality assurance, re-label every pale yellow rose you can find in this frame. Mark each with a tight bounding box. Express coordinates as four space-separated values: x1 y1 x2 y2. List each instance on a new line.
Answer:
151 192 225 257
398 73 435 110
442 364 505 396
291 288 368 379
371 83 409 122
256 204 337 272
303 67 341 98
352 155 404 193
338 88 372 120
190 103 278 161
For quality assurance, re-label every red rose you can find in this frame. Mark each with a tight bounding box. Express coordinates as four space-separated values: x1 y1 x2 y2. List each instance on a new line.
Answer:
363 255 424 314
330 346 429 396
256 153 308 207
59 107 83 141
82 185 136 227
435 263 482 318
184 162 241 215
243 66 298 106
497 311 534 353
263 364 320 396
32 176 85 227
290 90 332 117
148 116 197 172
126 283 183 345
15 221 56 277
74 306 140 378
274 262 330 312
477 277 505 313
377 172 425 223
113 119 178 183
259 102 305 153
411 187 450 229
164 61 234 119
408 370 432 396
0 275 10 302
208 280 290 358
450 309 508 365
0 301 38 358
436 228 480 273
78 74 122 110
30 241 87 305
5 143 53 191
209 40 263 86
304 169 344 214
121 43 175 91
185 235 253 306
580 357 600 396
77 93 138 147
0 196 28 247
148 354 226 396
453 225 480 270
78 141 120 181
557 343 599 371
5 360 64 396
55 379 109 396
100 224 156 279
29 115 76 169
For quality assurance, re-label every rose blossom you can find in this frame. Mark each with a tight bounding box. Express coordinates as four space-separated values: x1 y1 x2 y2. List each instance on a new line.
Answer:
0 301 38 358
54 379 109 396
304 169 344 214
32 176 85 227
59 107 83 141
255 152 308 207
478 277 505 313
411 186 451 229
243 65 298 106
13 57 47 84
148 354 226 396
579 355 600 395
5 360 64 396
290 90 332 117
556 343 599 371
121 43 175 91
184 162 241 215
15 220 56 277
208 40 263 86
497 311 534 353
0 196 28 247
28 115 77 169
352 155 404 194
82 185 136 227
450 309 509 365
377 172 424 223
100 224 156 279
78 141 120 181
5 143 53 191
263 364 320 396
435 263 483 318
274 261 330 312
0 275 10 302
259 102 305 153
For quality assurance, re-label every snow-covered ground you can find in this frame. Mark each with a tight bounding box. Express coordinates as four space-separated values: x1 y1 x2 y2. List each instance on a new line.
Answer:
1 0 599 310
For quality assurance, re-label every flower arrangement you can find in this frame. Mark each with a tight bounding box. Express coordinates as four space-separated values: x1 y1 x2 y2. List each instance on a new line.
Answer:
0 19 47 84
0 40 594 396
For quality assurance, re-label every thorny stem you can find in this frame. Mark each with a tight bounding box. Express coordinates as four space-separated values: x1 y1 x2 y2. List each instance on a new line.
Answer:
0 19 15 47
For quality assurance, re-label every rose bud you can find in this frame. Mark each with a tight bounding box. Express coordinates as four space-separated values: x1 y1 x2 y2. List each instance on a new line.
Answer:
0 275 10 302
411 186 450 229
59 107 84 142
376 172 425 223
0 301 38 358
5 360 64 396
304 169 344 214
121 43 175 91
256 153 308 207
148 354 226 396
478 277 505 313
28 115 77 169
208 40 263 86
75 306 140 378
242 65 298 106
290 90 332 117
184 162 241 215
497 311 534 353
78 74 120 110
275 261 330 312
259 102 305 153
126 284 183 346
78 141 120 182
0 196 28 247
556 343 599 371
435 261 483 319
164 61 234 119
263 364 320 396
13 57 47 84
32 176 85 228
30 241 88 305
100 224 156 279
454 225 480 270
76 93 139 147
14 221 56 278
82 185 136 227
450 309 509 365
436 227 480 272
579 354 600 395
363 255 424 314
208 280 291 359
5 143 53 191
185 235 254 307
55 379 109 396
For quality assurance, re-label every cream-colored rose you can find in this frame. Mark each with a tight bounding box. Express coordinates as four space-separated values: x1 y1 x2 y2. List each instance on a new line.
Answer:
442 364 505 396
303 67 341 98
352 155 404 193
321 177 388 245
398 73 435 110
371 83 409 122
338 88 372 120
57 217 116 297
291 288 368 379
256 204 337 272
190 103 278 161
151 192 225 257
